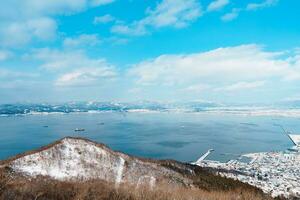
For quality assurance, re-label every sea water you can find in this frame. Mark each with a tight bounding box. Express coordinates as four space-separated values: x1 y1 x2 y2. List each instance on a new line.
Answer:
0 112 299 162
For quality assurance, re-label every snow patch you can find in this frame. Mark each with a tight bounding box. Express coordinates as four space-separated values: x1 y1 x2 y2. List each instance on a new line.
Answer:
9 137 191 187
115 157 125 184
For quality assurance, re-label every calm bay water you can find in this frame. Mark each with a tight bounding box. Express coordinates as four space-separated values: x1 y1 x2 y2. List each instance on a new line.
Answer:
0 112 299 162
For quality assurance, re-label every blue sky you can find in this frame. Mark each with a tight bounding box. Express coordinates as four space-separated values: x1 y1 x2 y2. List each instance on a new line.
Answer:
0 0 300 104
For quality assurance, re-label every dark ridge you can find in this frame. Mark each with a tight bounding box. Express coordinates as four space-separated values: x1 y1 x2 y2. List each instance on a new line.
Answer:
0 137 109 165
0 137 285 200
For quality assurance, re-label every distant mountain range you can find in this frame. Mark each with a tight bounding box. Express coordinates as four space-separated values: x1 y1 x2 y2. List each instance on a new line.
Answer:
1 100 300 116
0 101 220 115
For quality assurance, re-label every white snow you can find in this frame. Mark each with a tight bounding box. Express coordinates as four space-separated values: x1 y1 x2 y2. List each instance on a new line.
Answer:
127 109 160 113
204 108 300 117
11 138 125 182
10 137 190 187
115 157 125 184
198 151 300 198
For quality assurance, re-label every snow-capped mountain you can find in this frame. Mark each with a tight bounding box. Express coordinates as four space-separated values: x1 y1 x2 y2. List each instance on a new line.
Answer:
0 101 221 116
6 137 192 187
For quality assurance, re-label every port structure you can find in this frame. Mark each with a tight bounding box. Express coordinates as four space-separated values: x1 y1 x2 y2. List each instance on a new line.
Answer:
278 125 300 152
192 149 214 165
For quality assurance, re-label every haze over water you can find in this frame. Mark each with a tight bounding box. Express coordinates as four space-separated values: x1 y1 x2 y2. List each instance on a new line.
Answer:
1 112 299 162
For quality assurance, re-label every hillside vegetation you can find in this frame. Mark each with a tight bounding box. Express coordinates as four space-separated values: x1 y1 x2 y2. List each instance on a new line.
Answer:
0 164 282 200
0 137 288 200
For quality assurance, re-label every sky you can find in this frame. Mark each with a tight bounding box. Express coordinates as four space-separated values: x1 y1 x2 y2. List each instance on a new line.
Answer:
0 0 300 104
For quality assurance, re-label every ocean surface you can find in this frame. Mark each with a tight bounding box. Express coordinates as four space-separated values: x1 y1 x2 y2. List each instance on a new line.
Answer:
1 110 300 162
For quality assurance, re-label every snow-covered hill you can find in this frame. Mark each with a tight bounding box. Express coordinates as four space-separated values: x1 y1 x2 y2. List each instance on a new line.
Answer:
8 137 192 187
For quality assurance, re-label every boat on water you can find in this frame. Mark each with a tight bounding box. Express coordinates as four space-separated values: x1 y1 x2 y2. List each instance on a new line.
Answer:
74 128 85 132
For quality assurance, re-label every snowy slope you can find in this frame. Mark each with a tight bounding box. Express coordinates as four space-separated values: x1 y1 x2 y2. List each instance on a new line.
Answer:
9 137 191 187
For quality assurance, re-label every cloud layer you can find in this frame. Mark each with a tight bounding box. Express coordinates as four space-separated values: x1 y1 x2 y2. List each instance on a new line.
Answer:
207 0 230 12
0 0 115 47
0 0 294 103
129 45 288 85
126 44 300 100
2 43 300 102
111 0 202 36
26 48 117 87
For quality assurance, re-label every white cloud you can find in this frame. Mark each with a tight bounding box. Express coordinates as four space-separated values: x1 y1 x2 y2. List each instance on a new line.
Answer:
111 0 202 36
0 68 40 90
111 23 147 36
207 0 229 12
63 34 101 47
127 44 300 100
221 8 240 21
30 49 86 71
219 0 277 22
93 14 115 24
128 87 142 94
0 17 57 47
30 49 114 72
27 18 57 41
214 81 265 92
55 67 117 86
0 0 115 18
90 0 115 7
283 94 300 102
0 50 12 61
106 37 129 45
144 0 202 28
0 68 39 78
27 48 117 87
182 84 211 93
0 79 40 89
282 51 300 81
284 69 300 81
0 0 115 47
129 44 295 88
246 0 278 11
